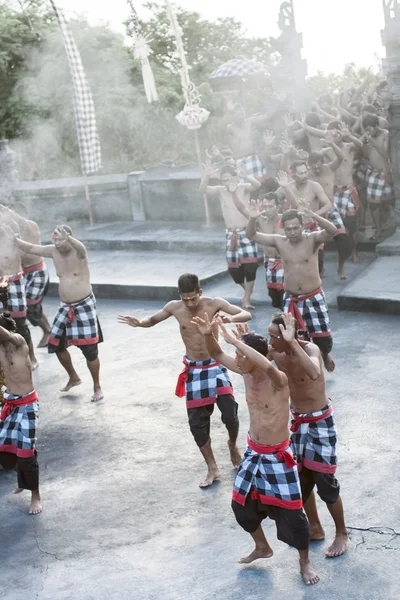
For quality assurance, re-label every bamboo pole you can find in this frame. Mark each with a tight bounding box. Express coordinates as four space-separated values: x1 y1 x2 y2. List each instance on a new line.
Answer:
84 178 94 226
194 129 210 224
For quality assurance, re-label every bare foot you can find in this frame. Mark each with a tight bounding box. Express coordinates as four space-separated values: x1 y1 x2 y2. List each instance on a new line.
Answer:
325 533 349 558
238 544 273 564
29 491 42 515
31 361 39 371
37 333 49 348
14 487 24 494
338 272 347 280
228 441 242 468
310 524 325 541
352 255 360 264
91 388 104 403
242 304 255 310
323 354 335 373
60 378 82 392
300 561 320 585
199 468 220 488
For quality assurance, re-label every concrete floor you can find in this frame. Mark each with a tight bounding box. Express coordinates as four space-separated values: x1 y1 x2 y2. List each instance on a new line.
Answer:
1 290 399 600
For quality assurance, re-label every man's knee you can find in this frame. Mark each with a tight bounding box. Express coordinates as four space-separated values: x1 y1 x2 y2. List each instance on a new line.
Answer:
80 344 99 362
229 266 245 285
243 263 258 283
312 335 333 356
334 233 352 261
299 467 316 503
187 406 212 448
14 318 31 345
314 472 340 504
217 394 239 430
0 451 18 471
17 452 39 491
27 303 43 327
231 499 262 533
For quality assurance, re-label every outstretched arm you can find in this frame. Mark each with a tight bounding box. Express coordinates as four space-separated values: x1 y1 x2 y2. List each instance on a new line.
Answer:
199 161 221 196
0 326 24 347
14 237 54 258
214 298 252 323
302 207 337 240
277 313 321 380
118 303 174 328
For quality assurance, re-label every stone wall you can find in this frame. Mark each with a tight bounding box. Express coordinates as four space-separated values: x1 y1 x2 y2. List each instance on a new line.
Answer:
12 163 223 225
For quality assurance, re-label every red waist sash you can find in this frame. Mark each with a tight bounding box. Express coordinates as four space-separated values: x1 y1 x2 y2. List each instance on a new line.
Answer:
175 359 219 398
290 405 333 433
247 436 296 469
286 287 322 332
23 261 45 274
1 390 38 421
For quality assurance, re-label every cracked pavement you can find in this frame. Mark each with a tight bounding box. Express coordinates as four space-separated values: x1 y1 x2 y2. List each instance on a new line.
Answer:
1 287 399 600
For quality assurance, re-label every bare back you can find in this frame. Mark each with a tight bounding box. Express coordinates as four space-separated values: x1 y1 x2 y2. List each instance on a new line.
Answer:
0 234 22 277
309 166 335 203
271 342 328 414
19 220 43 269
243 373 290 445
217 186 251 229
0 339 33 396
276 235 321 294
53 245 92 304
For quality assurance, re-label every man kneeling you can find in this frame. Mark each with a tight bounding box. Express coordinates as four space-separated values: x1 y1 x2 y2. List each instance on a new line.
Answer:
0 311 41 514
192 314 319 586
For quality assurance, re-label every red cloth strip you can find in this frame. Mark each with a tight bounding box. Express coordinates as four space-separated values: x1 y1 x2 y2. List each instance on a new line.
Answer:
229 230 238 251
286 287 323 333
302 457 337 474
186 387 233 408
0 444 35 458
23 262 45 274
247 436 296 469
175 360 221 398
0 272 23 283
232 489 302 509
290 405 333 433
1 390 38 421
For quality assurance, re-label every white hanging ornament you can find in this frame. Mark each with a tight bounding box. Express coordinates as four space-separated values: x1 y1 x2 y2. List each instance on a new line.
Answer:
132 33 158 103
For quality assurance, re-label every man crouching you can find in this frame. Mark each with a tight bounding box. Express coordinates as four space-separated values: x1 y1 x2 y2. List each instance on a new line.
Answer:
0 311 41 514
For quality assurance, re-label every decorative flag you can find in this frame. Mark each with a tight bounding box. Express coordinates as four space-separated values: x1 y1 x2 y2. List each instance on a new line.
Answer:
49 1 101 175
126 0 158 103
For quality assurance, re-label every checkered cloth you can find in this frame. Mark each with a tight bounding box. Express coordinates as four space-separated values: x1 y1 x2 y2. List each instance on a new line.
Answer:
327 206 346 235
334 184 360 219
362 168 393 205
211 57 267 79
232 436 303 509
50 1 101 175
290 402 337 474
284 287 331 338
236 155 268 182
0 272 27 318
48 292 99 347
0 390 38 458
265 258 284 291
23 262 49 306
225 229 258 269
175 357 233 408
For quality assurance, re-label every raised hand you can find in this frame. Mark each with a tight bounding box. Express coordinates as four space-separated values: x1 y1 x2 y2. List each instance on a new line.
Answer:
234 323 249 338
339 123 350 139
191 313 215 336
296 148 309 161
202 160 216 177
54 225 70 242
278 312 297 343
324 129 335 144
117 315 142 328
263 130 275 147
283 113 295 128
248 199 263 219
276 170 290 187
237 164 248 180
216 318 237 345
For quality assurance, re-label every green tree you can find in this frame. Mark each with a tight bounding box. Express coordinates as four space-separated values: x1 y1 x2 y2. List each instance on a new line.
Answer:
307 63 372 97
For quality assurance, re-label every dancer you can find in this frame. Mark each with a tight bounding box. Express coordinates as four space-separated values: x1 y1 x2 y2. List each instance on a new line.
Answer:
118 273 252 488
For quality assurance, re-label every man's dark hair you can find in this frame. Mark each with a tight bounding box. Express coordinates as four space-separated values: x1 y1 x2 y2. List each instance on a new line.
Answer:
178 273 200 294
271 311 299 339
305 112 321 127
290 160 307 172
241 332 269 356
220 165 237 177
281 209 303 225
318 94 333 107
0 311 16 332
262 192 279 206
326 120 342 131
361 104 377 115
309 152 324 165
11 202 28 217
60 224 72 235
262 177 279 193
362 113 379 128
350 101 362 111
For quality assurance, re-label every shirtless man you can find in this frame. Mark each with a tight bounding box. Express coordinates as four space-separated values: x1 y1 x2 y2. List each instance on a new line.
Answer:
13 225 104 402
256 193 284 310
192 314 319 586
225 102 269 181
1 203 51 364
200 163 261 309
0 311 41 514
118 273 252 487
361 113 393 239
246 204 337 372
0 220 32 353
268 312 348 558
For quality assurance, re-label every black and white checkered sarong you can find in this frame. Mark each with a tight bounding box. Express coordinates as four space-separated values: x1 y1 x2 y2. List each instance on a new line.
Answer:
232 437 302 509
48 292 99 347
0 390 38 458
290 402 337 474
334 184 359 219
0 272 27 318
175 357 233 408
327 206 346 234
24 262 49 305
236 154 268 182
225 229 258 269
265 258 284 290
284 288 331 338
364 169 393 205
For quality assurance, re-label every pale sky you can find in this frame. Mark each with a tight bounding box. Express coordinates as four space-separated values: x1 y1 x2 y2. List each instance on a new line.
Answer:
61 0 386 76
